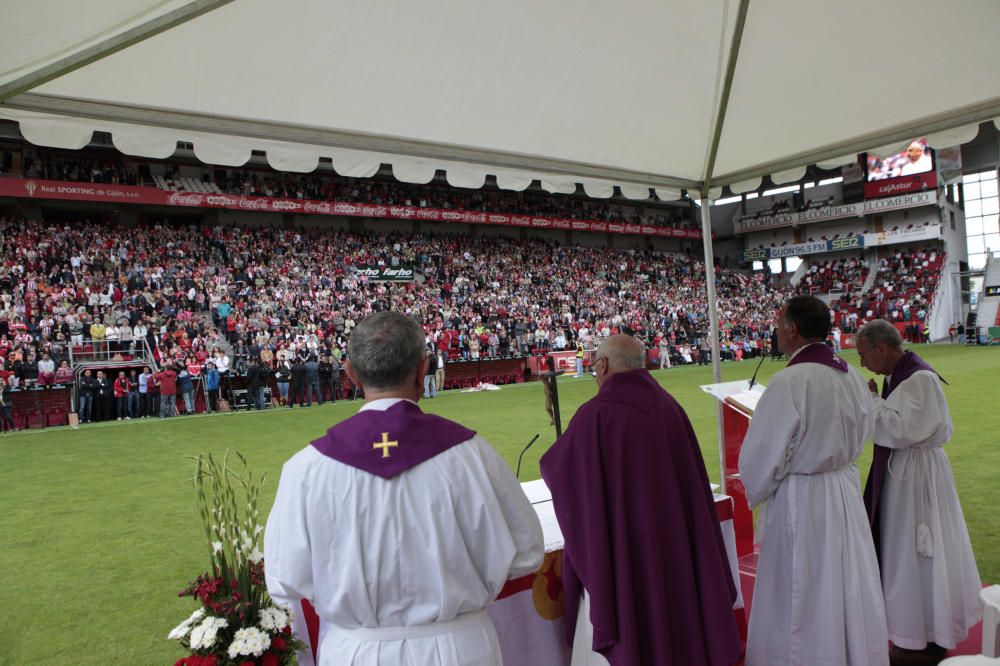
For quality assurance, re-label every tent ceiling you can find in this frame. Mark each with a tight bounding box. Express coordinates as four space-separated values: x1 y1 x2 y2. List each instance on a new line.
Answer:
2 0 1000 195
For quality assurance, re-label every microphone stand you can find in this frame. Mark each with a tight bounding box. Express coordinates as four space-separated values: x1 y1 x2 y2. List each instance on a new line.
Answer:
516 434 540 480
748 349 767 390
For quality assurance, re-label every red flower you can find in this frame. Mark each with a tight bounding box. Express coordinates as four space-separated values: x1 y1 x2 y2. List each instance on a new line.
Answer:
282 626 292 636
271 636 287 651
262 652 280 666
240 662 255 666
202 656 218 666
174 658 188 666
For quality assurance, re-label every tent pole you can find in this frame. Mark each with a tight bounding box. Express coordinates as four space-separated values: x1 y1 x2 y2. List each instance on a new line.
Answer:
699 198 726 492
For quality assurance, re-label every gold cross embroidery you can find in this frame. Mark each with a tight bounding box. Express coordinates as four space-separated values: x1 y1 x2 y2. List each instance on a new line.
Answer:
373 432 399 458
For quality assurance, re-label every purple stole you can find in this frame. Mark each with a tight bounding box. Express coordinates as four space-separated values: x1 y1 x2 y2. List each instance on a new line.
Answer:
863 351 940 561
311 400 475 478
785 341 849 373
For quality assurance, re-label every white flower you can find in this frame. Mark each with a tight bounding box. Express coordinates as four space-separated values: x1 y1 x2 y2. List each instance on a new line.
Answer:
189 616 228 650
227 627 271 659
212 541 224 554
167 607 206 640
258 606 289 632
253 524 263 536
248 548 264 565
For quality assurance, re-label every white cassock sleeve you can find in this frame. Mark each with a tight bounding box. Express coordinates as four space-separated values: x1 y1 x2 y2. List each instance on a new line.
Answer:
871 372 952 448
478 438 545 578
263 456 314 609
738 375 802 509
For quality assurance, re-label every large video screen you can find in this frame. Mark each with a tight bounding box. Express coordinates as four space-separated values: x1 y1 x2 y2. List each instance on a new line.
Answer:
866 138 933 181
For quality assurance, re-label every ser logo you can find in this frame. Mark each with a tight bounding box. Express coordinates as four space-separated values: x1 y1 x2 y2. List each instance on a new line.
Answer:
742 248 769 261
829 237 861 251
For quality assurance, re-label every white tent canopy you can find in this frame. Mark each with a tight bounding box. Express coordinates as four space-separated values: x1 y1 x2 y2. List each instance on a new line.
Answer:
3 0 1000 198
3 0 1000 484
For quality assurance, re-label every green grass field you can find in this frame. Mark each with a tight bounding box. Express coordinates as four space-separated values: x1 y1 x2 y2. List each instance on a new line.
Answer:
2 343 997 665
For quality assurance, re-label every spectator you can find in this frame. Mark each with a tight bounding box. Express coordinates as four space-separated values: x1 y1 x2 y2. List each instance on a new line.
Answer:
156 366 177 418
204 361 220 413
127 369 140 419
78 368 96 423
113 370 129 420
0 376 15 432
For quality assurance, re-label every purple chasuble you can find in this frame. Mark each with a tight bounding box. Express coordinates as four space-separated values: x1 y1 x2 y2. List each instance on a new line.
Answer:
863 351 940 561
539 369 742 666
785 341 849 373
311 400 475 478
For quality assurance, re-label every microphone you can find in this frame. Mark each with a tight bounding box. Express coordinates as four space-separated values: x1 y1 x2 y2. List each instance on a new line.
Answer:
516 434 541 479
748 352 767 390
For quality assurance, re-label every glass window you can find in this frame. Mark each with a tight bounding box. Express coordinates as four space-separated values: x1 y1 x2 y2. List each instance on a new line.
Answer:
969 253 987 270
967 217 984 236
984 233 1000 254
964 181 982 200
752 261 764 271
983 198 999 216
965 199 983 217
768 258 783 274
983 214 999 235
968 236 985 254
785 257 802 273
982 178 999 197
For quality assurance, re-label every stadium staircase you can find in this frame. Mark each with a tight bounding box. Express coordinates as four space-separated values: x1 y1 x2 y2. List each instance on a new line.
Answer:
978 254 1000 332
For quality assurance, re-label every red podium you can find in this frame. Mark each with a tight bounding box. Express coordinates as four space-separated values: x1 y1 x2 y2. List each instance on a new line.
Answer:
702 380 764 558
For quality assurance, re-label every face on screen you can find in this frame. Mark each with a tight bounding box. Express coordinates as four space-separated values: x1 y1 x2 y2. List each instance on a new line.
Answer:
866 138 932 181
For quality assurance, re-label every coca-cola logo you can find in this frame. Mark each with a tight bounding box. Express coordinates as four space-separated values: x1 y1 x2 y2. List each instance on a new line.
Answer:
591 223 607 232
304 201 332 214
553 219 571 229
238 197 270 210
625 224 641 234
168 192 205 206
511 216 532 225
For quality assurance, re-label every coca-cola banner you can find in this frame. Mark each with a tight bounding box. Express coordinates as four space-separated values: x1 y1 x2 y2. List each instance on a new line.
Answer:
863 171 938 199
0 178 704 239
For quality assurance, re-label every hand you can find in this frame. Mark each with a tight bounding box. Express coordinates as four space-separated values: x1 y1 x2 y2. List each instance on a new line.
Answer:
867 378 878 394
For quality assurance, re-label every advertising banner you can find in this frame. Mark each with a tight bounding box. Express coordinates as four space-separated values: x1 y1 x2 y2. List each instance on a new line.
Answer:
0 177 705 239
734 191 938 234
355 266 414 282
862 224 942 247
863 171 937 199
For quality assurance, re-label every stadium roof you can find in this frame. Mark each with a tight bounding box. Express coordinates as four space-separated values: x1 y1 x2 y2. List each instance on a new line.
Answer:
2 0 999 200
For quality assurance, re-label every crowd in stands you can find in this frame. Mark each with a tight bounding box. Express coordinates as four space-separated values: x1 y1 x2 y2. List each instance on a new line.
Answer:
796 246 943 335
742 194 838 220
20 153 140 186
0 215 788 420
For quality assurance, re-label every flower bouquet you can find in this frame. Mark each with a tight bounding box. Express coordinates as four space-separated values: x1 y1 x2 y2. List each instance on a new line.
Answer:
168 452 303 666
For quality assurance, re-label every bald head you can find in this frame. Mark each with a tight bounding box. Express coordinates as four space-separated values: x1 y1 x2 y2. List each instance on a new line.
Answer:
597 335 646 374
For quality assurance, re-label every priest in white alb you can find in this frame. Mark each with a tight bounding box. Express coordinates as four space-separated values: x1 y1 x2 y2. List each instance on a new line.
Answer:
264 311 544 666
739 295 889 666
856 319 981 662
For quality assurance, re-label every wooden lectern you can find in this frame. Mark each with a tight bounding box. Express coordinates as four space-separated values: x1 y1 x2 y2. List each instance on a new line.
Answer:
701 380 765 558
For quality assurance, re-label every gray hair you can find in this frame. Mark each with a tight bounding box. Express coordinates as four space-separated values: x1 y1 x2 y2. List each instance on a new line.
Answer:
599 334 646 371
856 319 903 350
347 311 426 389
